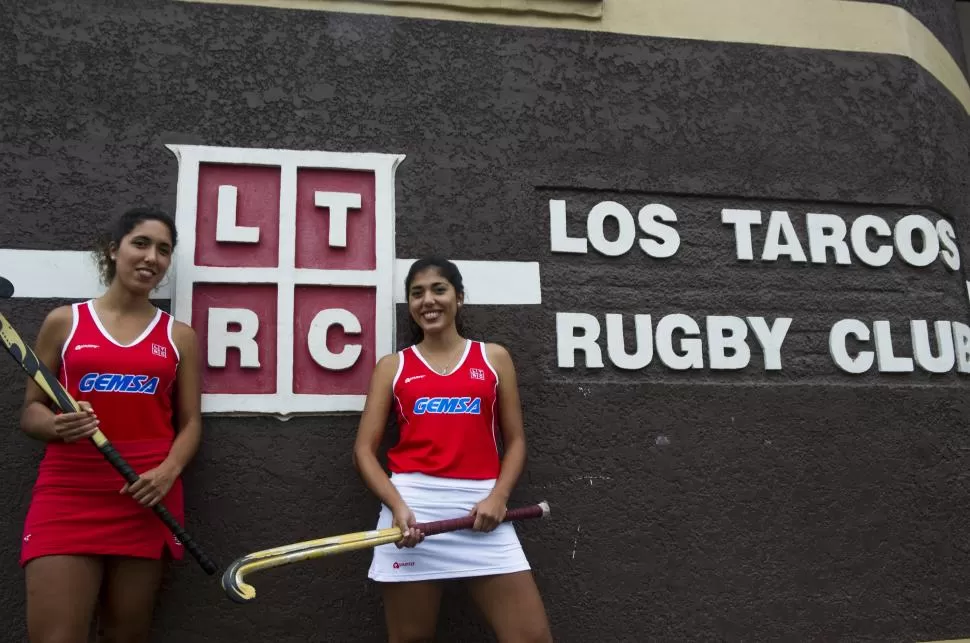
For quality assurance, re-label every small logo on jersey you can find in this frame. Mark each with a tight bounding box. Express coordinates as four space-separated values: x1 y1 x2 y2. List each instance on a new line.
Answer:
413 396 481 415
23 533 31 543
392 561 415 569
469 368 485 380
74 344 100 351
405 375 426 384
79 373 159 394
151 343 167 358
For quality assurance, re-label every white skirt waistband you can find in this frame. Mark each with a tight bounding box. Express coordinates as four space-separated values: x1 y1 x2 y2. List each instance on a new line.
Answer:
390 471 497 492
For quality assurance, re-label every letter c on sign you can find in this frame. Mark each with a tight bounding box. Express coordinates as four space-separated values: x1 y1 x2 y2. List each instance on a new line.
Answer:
308 309 362 371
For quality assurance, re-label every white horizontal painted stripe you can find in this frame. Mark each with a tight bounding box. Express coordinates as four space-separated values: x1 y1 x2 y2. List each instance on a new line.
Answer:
201 393 368 415
0 250 139 299
393 258 542 305
0 249 541 305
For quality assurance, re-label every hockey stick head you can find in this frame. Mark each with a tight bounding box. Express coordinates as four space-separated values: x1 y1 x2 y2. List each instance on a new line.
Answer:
221 530 404 604
221 558 256 604
0 277 13 299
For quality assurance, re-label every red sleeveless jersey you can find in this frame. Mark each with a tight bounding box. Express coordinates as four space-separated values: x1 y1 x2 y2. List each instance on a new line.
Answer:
59 300 180 442
387 340 500 480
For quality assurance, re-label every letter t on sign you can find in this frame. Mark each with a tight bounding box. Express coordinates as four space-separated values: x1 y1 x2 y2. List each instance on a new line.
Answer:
315 192 362 248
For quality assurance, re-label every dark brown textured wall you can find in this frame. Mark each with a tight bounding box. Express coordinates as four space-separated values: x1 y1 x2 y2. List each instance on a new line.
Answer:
2 1 970 641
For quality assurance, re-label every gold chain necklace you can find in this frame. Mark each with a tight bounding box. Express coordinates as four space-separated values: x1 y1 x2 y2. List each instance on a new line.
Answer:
427 342 465 375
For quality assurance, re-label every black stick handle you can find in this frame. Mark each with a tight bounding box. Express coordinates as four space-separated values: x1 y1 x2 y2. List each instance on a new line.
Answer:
97 441 218 575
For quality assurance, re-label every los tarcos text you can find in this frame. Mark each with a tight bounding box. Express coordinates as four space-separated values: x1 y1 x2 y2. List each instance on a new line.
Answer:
551 200 970 375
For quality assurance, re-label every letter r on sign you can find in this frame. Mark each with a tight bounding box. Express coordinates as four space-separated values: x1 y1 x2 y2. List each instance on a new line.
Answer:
207 308 261 368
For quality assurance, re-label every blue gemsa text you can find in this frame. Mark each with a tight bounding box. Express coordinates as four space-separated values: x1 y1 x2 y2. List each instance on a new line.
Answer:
413 397 481 414
78 373 159 394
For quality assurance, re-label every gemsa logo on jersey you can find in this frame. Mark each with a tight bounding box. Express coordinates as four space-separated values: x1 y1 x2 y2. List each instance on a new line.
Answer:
78 373 159 394
413 397 482 415
167 144 402 417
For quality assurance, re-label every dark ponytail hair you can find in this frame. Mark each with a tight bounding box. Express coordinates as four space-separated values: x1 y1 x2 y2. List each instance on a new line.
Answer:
404 256 466 345
94 207 177 286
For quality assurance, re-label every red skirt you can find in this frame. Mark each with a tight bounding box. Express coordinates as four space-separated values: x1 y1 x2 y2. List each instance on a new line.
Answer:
20 438 185 566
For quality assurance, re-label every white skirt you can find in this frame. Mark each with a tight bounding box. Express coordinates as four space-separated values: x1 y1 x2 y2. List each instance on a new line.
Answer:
367 472 531 583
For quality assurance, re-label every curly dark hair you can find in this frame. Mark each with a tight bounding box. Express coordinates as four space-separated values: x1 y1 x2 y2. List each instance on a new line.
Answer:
94 207 177 286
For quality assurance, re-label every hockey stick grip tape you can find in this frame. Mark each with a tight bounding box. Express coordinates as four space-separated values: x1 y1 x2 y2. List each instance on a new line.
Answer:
414 501 550 536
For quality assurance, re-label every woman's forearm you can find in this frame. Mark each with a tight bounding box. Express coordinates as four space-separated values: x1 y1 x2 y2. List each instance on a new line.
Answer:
20 402 58 442
491 437 527 501
163 420 202 475
353 448 407 511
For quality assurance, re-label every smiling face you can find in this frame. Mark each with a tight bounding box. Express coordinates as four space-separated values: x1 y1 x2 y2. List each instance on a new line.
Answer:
110 219 174 295
407 267 464 337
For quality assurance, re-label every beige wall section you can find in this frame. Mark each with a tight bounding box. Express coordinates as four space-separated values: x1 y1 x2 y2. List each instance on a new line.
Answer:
178 0 970 116
379 0 601 19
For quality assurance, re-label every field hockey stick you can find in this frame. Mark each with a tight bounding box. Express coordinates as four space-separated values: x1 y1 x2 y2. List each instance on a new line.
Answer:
0 290 218 575
222 500 551 603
